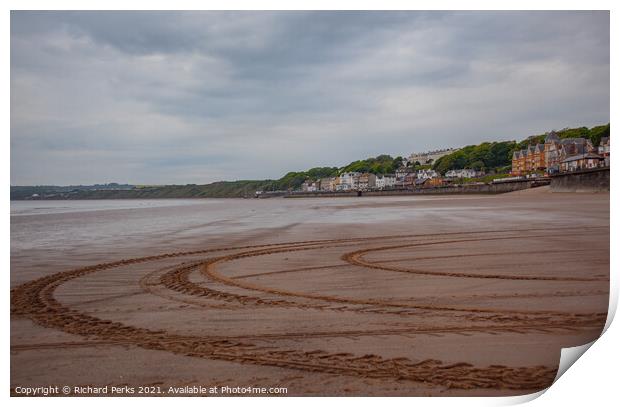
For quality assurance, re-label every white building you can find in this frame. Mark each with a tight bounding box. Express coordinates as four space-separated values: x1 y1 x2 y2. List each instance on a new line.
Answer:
445 169 480 179
416 169 439 180
375 174 396 190
357 173 376 191
336 183 351 191
339 172 360 190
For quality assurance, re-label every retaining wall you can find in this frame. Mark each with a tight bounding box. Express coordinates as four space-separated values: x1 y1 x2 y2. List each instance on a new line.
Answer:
550 168 609 192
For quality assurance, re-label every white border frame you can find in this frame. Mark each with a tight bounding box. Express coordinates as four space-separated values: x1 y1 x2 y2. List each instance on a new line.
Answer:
4 2 616 406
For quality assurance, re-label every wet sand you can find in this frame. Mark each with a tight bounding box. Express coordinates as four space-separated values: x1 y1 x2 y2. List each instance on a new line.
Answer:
10 192 609 396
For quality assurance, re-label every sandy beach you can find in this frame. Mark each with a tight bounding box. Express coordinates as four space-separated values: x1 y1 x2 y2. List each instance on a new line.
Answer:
10 190 609 396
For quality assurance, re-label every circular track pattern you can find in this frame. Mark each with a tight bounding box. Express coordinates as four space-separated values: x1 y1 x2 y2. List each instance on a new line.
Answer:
11 226 609 393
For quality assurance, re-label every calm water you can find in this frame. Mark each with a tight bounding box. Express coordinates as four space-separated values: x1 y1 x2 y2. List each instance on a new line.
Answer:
11 197 470 251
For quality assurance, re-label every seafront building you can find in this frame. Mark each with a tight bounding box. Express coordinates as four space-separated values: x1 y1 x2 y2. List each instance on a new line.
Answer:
416 169 439 180
357 173 376 190
319 177 336 192
415 177 444 188
559 153 605 172
301 181 318 192
511 132 608 176
445 169 481 179
402 173 418 188
305 172 397 192
299 167 470 193
395 167 414 186
338 172 360 191
375 174 396 190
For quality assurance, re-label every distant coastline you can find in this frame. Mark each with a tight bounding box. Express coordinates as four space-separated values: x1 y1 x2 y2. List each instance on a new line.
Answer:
11 123 609 200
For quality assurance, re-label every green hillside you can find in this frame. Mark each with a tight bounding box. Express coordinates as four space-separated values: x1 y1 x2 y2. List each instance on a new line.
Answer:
340 155 404 174
432 141 515 174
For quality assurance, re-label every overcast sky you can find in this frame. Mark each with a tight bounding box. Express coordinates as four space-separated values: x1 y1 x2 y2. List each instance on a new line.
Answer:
11 11 609 185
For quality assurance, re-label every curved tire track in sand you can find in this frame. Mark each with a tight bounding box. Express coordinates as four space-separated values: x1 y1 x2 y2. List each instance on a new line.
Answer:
344 243 607 282
10 226 608 391
157 253 605 328
196 235 607 323
10 260 558 390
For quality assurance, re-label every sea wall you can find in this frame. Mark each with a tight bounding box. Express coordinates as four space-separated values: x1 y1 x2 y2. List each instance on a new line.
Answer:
285 179 549 198
550 168 610 192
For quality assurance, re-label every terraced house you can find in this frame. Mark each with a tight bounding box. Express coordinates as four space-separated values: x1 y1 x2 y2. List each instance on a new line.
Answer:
357 173 376 190
375 174 396 190
511 144 545 176
337 172 360 191
511 132 606 176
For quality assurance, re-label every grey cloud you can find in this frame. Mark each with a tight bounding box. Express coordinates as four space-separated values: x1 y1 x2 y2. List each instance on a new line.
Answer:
10 11 609 185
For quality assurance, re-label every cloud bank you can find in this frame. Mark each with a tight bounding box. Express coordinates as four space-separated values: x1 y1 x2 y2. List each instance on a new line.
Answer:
11 11 610 184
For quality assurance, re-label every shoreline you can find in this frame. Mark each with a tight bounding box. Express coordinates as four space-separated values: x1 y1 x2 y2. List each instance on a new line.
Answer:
12 168 609 200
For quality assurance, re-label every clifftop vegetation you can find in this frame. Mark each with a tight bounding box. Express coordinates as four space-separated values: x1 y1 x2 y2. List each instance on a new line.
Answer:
432 142 515 175
340 155 404 174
